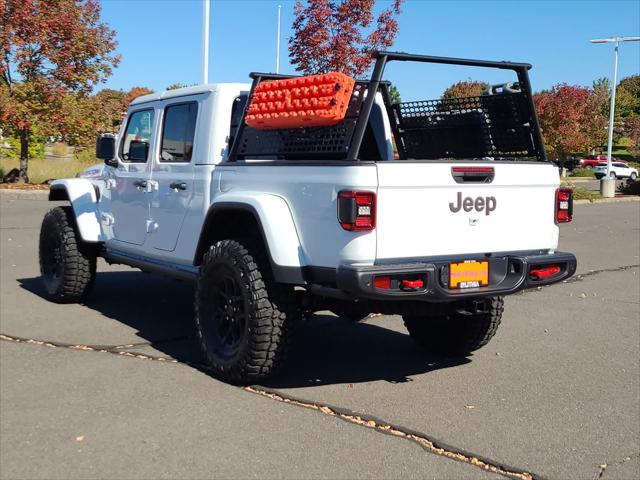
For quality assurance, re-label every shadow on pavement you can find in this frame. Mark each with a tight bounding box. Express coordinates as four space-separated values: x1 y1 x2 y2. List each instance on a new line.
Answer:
19 271 469 387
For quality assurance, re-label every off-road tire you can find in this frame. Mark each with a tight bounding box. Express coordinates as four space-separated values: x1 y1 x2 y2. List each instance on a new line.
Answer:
39 206 96 303
403 297 504 355
194 239 299 384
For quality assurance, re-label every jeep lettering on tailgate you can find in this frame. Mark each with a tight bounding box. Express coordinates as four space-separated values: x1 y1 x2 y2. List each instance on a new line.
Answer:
449 192 497 215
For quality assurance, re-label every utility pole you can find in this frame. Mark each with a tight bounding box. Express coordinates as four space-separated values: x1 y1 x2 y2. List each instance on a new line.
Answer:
590 36 640 197
276 5 282 74
202 0 210 84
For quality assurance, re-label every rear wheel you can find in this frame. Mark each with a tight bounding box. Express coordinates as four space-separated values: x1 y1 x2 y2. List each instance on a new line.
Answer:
403 297 503 355
610 171 617 179
630 172 637 181
39 207 96 303
194 239 299 384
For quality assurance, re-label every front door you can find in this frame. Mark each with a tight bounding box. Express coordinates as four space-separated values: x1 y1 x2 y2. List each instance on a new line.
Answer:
109 108 156 246
149 101 199 252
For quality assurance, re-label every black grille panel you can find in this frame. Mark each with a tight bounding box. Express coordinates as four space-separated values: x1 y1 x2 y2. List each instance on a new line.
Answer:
235 82 366 160
393 93 538 160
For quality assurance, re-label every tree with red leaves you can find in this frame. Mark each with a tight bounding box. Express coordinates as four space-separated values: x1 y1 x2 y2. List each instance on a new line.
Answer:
533 84 608 161
289 0 403 77
0 0 119 181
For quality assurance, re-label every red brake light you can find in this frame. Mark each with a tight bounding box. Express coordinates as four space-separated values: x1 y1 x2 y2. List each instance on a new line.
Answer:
337 190 376 231
555 188 573 223
374 276 391 289
529 264 562 280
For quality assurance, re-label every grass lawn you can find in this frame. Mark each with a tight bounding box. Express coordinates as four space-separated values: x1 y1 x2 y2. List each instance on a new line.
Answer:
0 154 99 184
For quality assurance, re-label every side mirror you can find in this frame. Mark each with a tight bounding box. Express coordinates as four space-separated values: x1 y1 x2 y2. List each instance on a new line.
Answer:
96 134 116 166
128 140 149 162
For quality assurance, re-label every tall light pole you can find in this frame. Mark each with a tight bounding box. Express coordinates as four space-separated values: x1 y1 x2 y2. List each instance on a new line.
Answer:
276 5 282 74
590 36 640 197
202 0 211 84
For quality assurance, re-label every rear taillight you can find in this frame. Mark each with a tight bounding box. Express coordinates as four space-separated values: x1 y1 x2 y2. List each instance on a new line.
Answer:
337 190 376 231
555 188 573 223
529 264 562 280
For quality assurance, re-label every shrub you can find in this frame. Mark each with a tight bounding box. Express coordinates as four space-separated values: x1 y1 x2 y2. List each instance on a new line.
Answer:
0 136 45 160
571 186 601 201
618 179 640 196
570 167 595 178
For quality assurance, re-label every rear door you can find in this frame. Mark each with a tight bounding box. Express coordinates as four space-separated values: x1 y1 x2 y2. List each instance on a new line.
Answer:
375 162 560 261
148 100 199 252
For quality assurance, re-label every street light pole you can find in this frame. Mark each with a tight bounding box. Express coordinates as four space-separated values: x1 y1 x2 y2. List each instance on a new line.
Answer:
202 0 210 84
590 36 640 198
276 5 282 74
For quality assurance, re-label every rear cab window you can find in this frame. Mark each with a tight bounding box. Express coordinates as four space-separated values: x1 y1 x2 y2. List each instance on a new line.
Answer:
160 102 198 162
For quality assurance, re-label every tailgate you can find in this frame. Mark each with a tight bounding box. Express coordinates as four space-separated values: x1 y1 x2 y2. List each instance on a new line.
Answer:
375 162 560 261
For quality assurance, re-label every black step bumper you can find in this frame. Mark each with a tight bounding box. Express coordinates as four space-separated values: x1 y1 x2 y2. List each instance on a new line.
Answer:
335 251 577 302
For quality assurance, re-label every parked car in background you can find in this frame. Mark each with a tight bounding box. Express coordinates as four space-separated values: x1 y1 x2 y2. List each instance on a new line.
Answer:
594 162 638 180
579 155 627 169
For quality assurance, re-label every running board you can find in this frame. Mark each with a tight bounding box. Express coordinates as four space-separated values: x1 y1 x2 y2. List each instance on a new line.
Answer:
104 249 198 282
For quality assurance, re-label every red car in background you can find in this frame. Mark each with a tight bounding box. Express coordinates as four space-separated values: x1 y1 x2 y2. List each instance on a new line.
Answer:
579 154 627 169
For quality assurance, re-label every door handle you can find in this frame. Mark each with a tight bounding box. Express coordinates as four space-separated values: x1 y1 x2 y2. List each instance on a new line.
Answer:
169 181 188 191
133 180 147 189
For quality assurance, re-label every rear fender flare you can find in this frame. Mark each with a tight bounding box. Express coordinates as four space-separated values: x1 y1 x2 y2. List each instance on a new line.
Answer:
49 179 102 242
196 194 306 283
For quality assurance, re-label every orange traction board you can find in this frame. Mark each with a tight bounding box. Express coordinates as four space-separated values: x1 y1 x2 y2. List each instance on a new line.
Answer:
245 72 356 130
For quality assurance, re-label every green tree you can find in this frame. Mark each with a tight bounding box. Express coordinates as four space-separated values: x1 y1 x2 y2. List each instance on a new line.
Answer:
442 79 489 100
166 83 195 90
0 0 119 181
388 84 401 104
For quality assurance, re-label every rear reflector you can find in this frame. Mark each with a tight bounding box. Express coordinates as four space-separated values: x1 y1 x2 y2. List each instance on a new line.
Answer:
529 264 562 280
555 188 573 223
401 279 424 289
374 276 391 289
337 190 376 231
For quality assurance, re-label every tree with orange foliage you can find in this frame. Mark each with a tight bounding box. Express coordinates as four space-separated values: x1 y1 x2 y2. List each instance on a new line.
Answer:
0 0 119 181
289 0 403 77
533 84 608 161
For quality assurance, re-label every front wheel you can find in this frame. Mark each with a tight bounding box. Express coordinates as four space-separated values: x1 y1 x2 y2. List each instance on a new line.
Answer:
194 240 299 383
403 297 504 356
39 207 96 303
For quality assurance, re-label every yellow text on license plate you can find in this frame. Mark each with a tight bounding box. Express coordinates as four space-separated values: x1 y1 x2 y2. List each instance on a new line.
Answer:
449 261 489 289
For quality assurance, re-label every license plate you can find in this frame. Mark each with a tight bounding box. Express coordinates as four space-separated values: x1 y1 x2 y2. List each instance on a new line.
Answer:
449 261 489 289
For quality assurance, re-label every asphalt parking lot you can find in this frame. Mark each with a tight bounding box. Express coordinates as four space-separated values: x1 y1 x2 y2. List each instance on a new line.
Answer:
1 193 638 480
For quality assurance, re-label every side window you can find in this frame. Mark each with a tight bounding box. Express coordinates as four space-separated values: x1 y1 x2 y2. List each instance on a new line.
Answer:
160 102 198 162
120 109 155 163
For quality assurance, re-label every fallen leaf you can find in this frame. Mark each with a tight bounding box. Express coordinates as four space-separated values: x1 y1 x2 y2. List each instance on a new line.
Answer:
75 436 84 443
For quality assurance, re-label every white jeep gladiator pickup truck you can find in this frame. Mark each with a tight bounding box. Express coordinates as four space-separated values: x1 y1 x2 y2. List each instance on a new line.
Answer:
39 51 577 383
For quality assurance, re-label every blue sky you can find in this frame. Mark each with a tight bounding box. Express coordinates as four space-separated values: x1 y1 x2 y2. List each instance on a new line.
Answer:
99 0 640 100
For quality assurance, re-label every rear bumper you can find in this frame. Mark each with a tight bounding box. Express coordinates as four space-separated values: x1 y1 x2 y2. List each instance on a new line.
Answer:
335 251 577 302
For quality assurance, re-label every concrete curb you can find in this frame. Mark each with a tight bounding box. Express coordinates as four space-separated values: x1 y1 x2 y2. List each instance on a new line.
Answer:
0 189 49 200
574 196 640 205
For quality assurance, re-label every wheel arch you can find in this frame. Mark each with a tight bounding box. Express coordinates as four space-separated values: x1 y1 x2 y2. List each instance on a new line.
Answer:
194 197 306 284
48 179 102 243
